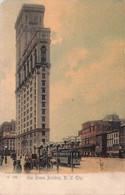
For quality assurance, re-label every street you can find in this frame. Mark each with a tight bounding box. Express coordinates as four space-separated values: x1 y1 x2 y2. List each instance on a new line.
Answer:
0 156 125 174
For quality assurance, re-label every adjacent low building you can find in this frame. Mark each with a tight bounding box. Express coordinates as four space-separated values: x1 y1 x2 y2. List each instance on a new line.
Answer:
119 123 125 158
78 120 111 157
107 130 119 157
0 120 16 155
78 114 121 157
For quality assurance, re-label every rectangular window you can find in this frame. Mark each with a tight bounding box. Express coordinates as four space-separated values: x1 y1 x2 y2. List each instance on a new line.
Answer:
42 95 45 100
42 124 45 129
42 80 45 86
30 120 32 125
42 131 45 136
42 139 45 144
42 88 45 93
42 109 45 115
42 116 45 122
42 102 45 107
30 107 32 112
42 73 45 79
30 113 32 118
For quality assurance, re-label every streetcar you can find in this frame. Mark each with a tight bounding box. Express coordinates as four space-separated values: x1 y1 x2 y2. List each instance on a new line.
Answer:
51 149 81 167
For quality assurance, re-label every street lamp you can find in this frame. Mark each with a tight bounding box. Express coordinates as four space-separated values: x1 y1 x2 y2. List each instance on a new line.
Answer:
60 142 65 149
45 142 50 172
4 146 7 164
63 138 68 148
54 142 60 173
70 138 75 172
34 142 44 173
76 137 81 146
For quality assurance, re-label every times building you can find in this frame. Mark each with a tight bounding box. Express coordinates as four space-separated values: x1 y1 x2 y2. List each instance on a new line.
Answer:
15 4 51 156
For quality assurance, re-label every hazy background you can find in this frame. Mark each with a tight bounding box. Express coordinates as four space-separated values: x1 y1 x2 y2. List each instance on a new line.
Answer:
0 0 125 141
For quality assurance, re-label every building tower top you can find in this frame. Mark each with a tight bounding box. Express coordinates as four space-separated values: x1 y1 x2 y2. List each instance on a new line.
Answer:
15 4 45 29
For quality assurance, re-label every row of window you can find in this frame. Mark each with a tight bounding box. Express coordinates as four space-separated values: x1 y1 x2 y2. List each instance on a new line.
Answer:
18 110 36 121
18 46 47 86
107 147 119 151
17 131 45 141
107 133 119 139
107 139 119 145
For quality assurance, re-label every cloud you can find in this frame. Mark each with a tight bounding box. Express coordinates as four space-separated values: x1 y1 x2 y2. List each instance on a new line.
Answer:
51 39 125 113
50 46 88 110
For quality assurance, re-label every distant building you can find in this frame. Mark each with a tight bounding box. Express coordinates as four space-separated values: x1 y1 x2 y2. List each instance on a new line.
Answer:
79 120 111 157
119 123 125 158
15 4 51 156
79 114 121 157
107 130 119 157
0 120 16 155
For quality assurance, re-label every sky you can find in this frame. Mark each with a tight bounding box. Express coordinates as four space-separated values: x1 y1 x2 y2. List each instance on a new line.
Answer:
0 0 125 141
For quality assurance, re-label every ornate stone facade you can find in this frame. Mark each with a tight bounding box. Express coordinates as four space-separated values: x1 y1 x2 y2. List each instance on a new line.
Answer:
15 4 51 156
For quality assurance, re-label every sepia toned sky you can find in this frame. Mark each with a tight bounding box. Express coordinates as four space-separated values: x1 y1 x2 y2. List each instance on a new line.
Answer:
0 0 125 141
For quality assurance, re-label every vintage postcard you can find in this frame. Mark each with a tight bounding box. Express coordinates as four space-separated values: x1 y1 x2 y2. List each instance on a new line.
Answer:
0 0 125 194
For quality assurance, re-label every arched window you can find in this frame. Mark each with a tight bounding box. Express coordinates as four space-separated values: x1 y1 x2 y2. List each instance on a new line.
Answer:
27 60 29 75
30 55 33 71
41 46 46 64
24 65 26 79
34 49 37 64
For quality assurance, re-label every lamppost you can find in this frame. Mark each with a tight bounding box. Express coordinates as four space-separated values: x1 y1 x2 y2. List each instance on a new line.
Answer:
34 142 44 173
45 142 49 172
70 138 75 172
54 142 60 173
4 146 7 164
76 137 81 147
63 138 68 148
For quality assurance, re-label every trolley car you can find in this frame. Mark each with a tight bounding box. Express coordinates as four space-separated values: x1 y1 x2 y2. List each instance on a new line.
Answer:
52 149 81 167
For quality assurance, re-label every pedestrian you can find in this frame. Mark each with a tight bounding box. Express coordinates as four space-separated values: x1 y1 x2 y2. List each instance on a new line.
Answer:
98 159 104 171
15 160 22 174
5 156 7 164
0 157 3 166
13 160 17 172
24 160 32 174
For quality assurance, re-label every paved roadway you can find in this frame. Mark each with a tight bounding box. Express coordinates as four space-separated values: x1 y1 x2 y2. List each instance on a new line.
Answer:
0 156 125 174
